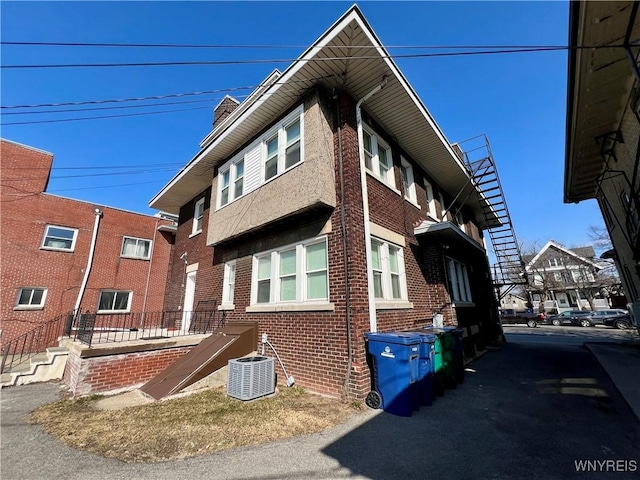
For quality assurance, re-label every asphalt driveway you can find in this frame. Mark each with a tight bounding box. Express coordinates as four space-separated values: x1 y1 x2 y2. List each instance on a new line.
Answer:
2 331 639 479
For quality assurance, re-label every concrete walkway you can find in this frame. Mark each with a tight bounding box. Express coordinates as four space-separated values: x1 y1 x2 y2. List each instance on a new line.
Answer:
586 343 640 421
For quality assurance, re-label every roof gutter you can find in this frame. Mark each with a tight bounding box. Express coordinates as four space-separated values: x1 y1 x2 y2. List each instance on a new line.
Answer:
356 76 388 334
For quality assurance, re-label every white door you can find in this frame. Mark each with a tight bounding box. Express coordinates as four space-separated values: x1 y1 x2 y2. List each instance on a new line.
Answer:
182 271 197 332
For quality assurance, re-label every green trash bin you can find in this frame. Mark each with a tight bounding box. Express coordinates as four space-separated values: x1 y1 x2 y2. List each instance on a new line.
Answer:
423 327 457 390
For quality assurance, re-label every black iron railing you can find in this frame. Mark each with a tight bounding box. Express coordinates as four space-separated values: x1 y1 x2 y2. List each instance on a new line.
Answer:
0 304 226 373
69 305 224 347
1 311 74 374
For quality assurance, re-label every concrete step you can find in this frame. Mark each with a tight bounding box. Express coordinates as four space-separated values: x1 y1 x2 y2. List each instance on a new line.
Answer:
1 347 69 388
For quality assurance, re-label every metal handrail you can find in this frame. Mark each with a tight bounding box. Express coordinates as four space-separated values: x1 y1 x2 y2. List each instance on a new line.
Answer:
1 312 73 374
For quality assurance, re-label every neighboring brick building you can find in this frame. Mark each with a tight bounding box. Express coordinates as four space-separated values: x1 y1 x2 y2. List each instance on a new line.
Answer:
150 6 502 399
565 1 640 323
1 138 176 343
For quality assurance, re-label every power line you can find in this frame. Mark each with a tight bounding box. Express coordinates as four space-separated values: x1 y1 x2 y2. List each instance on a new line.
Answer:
1 105 212 126
1 76 330 109
1 46 574 69
0 40 621 50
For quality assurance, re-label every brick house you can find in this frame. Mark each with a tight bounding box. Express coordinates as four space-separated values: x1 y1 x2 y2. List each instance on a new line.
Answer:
150 6 502 399
0 138 176 343
565 0 640 322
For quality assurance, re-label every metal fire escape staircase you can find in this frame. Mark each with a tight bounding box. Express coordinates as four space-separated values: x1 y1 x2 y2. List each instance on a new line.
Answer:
451 135 527 301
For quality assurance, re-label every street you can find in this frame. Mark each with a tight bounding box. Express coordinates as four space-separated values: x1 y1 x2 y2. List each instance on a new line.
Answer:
2 327 639 479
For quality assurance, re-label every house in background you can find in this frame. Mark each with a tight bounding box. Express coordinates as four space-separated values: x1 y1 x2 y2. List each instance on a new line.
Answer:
0 138 176 343
150 5 505 400
564 0 640 323
523 240 612 313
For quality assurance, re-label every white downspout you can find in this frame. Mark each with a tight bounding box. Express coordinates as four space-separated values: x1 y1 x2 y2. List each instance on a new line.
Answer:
356 76 388 333
141 217 161 324
74 208 102 316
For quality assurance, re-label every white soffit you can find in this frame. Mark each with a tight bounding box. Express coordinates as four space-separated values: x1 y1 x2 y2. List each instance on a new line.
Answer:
150 6 487 220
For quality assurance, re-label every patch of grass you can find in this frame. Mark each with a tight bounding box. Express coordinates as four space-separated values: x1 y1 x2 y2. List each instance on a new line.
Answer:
30 387 360 463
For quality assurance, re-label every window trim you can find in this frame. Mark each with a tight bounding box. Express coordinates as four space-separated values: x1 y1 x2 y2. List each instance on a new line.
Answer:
370 237 408 304
14 287 47 310
192 197 205 235
363 124 397 191
221 260 236 309
41 225 78 252
446 257 473 305
250 236 329 307
120 236 152 260
424 179 438 220
97 290 132 314
218 158 245 208
400 157 419 207
261 108 304 183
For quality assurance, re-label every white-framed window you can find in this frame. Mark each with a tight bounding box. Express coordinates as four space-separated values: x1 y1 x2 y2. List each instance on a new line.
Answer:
454 210 466 233
424 179 437 219
15 287 47 309
192 197 205 235
41 225 78 252
218 159 244 208
400 157 417 205
97 290 132 313
370 238 407 301
446 257 472 303
121 236 151 260
251 237 328 305
439 192 450 221
263 109 303 182
362 125 395 188
222 261 236 306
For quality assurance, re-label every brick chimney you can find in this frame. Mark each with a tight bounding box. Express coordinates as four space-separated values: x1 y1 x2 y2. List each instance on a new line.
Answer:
213 96 240 129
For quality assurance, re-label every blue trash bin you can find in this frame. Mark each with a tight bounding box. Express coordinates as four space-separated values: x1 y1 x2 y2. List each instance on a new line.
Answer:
364 332 421 417
405 331 437 406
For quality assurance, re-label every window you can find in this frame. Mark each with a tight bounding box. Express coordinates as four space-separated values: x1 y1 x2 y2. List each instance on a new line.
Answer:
370 238 407 301
218 159 244 208
252 238 328 305
41 225 78 252
439 192 450 221
222 261 236 306
15 288 47 309
192 197 205 234
424 179 437 219
97 290 132 313
263 114 303 181
446 258 472 303
400 157 417 204
362 125 395 188
121 237 151 259
454 210 466 233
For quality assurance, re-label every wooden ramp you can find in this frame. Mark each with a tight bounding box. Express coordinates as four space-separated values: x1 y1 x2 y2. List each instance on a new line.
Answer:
140 322 258 400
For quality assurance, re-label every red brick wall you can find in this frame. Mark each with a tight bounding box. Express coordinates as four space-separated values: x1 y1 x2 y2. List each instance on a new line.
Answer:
63 346 192 395
159 89 498 400
0 140 174 343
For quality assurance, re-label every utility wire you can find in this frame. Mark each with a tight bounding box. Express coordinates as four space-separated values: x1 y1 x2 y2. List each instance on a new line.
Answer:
1 76 328 109
0 40 623 49
1 46 572 69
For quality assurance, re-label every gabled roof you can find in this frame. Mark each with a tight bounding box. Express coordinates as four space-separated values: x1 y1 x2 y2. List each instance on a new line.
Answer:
150 5 497 226
524 240 603 270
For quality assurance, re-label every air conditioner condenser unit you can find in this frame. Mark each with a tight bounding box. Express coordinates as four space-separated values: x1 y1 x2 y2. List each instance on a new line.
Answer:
227 356 276 401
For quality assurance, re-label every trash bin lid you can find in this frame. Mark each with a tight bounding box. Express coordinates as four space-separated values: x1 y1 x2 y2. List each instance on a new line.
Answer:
365 331 422 345
404 330 437 343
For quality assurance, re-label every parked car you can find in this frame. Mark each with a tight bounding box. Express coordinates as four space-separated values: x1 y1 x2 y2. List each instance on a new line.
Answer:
543 310 594 327
588 309 632 330
499 309 545 328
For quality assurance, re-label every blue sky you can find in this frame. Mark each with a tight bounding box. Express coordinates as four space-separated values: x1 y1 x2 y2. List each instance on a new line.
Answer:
1 1 604 251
